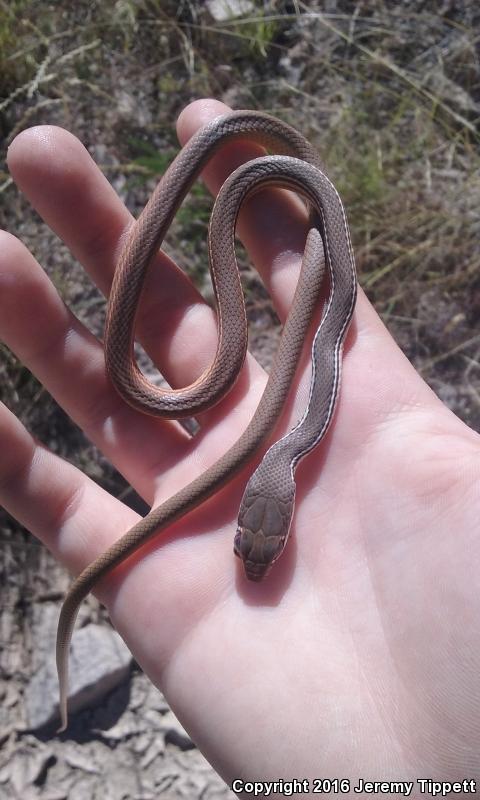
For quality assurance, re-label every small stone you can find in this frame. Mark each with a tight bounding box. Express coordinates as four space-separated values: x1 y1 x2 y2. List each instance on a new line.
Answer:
206 0 255 22
9 748 55 793
162 711 195 751
64 752 101 774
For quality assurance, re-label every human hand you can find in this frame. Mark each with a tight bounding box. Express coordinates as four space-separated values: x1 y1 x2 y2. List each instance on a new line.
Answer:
2 98 479 792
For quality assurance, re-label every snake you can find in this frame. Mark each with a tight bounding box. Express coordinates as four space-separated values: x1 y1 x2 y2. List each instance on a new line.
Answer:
55 110 357 731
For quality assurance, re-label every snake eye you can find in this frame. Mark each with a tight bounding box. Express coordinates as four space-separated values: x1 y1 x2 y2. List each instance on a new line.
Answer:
234 527 253 559
233 529 242 557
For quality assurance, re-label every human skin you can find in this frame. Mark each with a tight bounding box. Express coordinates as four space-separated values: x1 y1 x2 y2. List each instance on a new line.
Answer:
1 98 480 796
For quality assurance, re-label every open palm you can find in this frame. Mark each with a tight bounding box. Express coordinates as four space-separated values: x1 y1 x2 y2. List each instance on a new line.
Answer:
2 99 480 791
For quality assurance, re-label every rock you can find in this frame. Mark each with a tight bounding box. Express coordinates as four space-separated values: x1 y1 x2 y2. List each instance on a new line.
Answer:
24 623 132 730
205 0 255 22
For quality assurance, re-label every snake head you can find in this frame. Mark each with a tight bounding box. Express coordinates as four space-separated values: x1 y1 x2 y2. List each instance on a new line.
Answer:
234 491 295 582
234 525 285 581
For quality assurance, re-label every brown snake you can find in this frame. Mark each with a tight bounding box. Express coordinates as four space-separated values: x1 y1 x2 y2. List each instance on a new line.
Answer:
56 110 357 731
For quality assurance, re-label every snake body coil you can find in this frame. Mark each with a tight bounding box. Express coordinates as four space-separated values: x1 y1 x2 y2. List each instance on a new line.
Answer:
56 111 357 731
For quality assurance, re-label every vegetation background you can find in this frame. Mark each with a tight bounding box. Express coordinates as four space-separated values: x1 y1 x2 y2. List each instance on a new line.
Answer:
0 1 479 797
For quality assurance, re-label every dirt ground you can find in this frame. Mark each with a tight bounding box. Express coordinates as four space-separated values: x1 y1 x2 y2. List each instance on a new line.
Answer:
0 1 479 798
